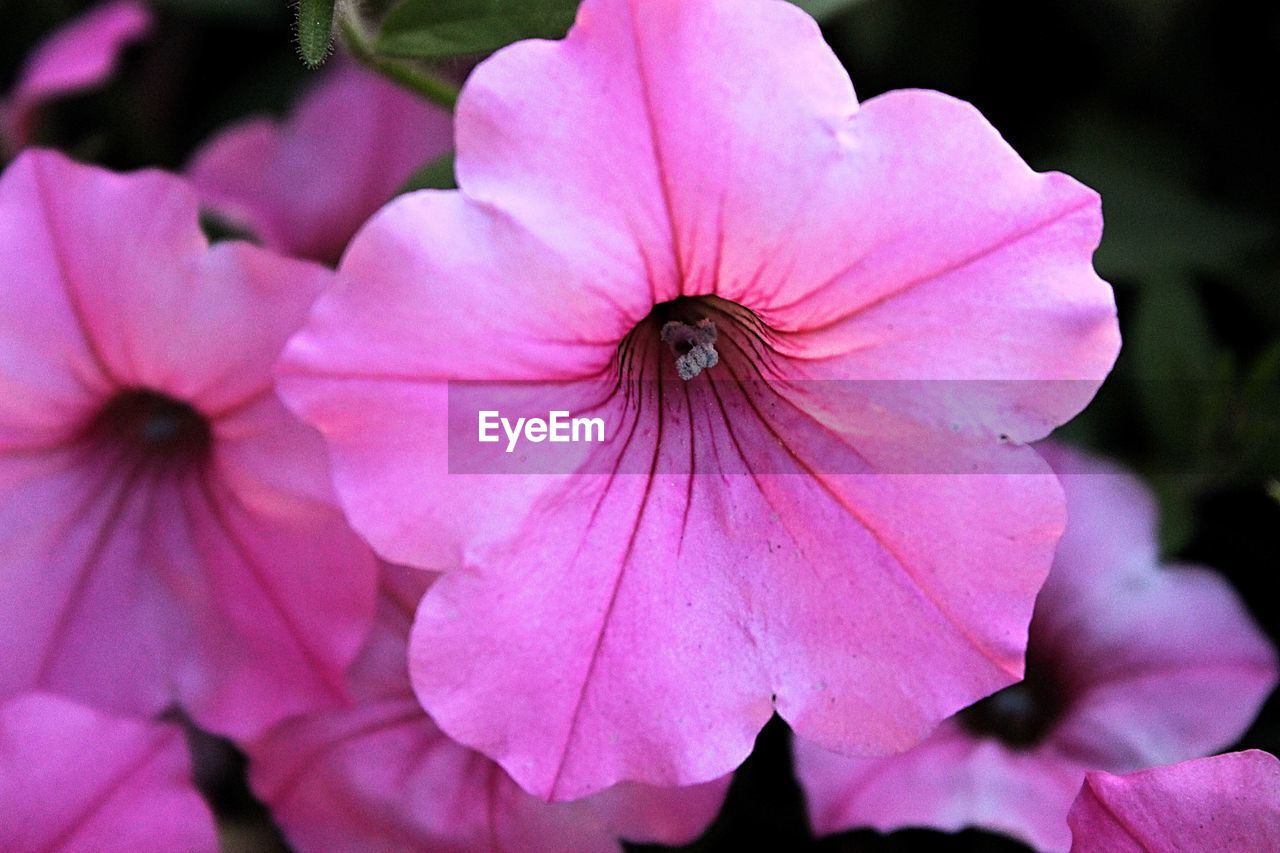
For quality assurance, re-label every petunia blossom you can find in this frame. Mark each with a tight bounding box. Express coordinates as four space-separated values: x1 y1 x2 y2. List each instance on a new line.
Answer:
1068 750 1280 851
278 0 1120 799
0 692 217 853
793 445 1277 851
0 150 377 741
0 1 152 154
247 564 729 852
188 62 454 264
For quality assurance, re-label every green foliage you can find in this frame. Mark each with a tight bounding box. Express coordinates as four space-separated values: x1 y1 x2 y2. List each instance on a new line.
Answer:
296 0 336 69
374 0 864 61
790 0 867 21
401 151 459 192
377 0 580 60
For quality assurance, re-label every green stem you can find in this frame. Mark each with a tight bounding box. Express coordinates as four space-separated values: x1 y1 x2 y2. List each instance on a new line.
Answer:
338 8 460 111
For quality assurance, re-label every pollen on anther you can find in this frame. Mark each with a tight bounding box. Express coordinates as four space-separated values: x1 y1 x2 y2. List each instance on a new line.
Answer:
661 318 720 381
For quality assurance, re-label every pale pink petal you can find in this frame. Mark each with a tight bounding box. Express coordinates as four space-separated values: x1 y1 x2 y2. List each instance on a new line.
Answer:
1068 751 1280 851
278 192 623 568
409 418 1061 799
1034 451 1276 773
457 0 1117 437
189 63 454 263
0 451 187 718
0 150 378 738
248 567 727 851
1033 444 1160 620
3 1 152 148
793 445 1275 850
6 152 337 413
794 727 1087 851
0 693 216 853
1048 563 1277 772
281 0 1118 799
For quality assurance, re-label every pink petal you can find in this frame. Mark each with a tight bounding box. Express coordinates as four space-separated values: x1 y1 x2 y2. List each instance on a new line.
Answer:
1037 453 1276 773
188 63 454 263
1067 751 1280 851
3 1 152 149
794 727 1088 851
407 427 1061 799
792 445 1276 850
0 151 377 738
456 0 1117 437
248 566 727 852
0 693 216 853
279 0 1118 799
1047 562 1277 772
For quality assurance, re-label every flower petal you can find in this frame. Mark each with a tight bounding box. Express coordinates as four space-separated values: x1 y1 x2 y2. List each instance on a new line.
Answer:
1067 751 1280 851
0 693 216 853
3 1 151 149
794 727 1087 852
248 566 726 851
0 151 377 738
409 399 1061 798
1049 564 1277 771
189 63 453 264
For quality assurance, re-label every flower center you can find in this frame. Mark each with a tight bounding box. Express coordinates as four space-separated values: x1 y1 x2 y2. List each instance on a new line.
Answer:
956 664 1065 749
84 388 213 470
660 318 720 380
632 295 768 383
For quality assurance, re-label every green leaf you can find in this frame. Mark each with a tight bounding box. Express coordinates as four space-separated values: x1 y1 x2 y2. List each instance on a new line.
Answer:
1049 116 1274 284
789 0 867 21
401 151 458 193
1130 276 1222 460
377 0 580 60
296 0 336 69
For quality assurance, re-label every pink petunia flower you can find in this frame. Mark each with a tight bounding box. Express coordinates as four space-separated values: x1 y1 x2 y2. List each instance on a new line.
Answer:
277 0 1120 799
188 62 454 264
247 564 729 852
1 1 153 154
0 692 217 852
1068 750 1280 851
0 150 377 741
794 445 1278 851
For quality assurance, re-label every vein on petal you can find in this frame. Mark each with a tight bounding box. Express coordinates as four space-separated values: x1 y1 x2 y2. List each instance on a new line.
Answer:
193 471 349 701
37 729 176 853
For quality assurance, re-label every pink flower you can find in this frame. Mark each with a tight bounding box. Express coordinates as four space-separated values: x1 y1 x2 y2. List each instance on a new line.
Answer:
188 62 454 264
1068 750 1280 851
277 0 1120 799
1 1 152 153
0 692 217 852
794 445 1277 851
247 564 729 852
0 150 377 740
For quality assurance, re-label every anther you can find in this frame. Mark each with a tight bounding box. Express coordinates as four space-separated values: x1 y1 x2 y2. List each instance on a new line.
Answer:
660 318 720 381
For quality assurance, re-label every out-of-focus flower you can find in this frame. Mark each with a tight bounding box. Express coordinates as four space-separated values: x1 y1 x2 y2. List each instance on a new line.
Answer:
0 150 377 740
247 564 728 852
1068 750 1280 851
277 0 1120 800
188 62 454 264
0 692 217 852
794 445 1277 851
1 1 152 154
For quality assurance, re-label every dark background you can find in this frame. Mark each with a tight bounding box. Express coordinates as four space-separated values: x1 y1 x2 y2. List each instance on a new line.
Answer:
2 0 1277 849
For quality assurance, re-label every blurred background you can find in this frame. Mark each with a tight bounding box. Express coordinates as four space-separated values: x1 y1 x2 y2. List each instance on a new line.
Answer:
2 0 1276 849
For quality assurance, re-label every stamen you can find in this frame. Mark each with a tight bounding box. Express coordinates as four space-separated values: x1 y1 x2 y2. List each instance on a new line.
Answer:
661 318 720 381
